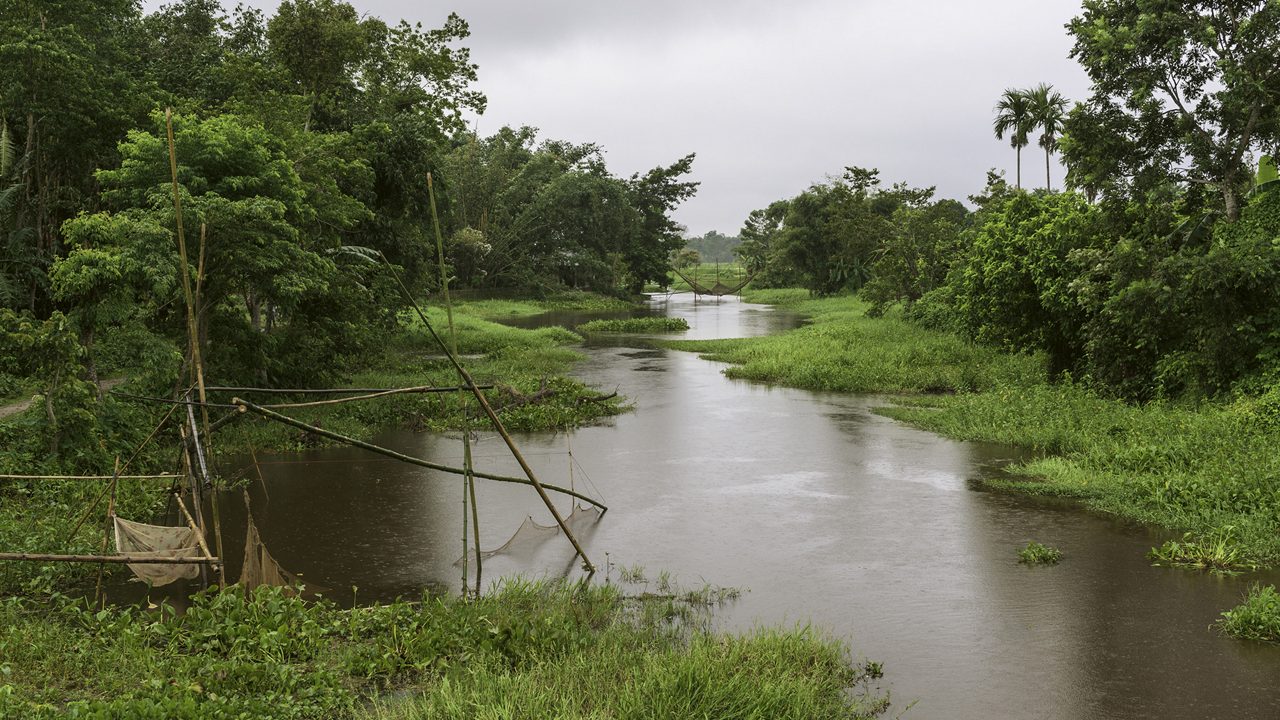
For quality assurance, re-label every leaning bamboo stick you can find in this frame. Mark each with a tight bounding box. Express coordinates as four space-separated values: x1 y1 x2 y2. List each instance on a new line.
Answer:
231 399 607 511
387 174 596 572
0 553 218 564
173 493 218 570
204 385 492 395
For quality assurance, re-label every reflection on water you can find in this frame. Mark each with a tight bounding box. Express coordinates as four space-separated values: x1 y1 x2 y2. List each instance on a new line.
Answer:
119 292 1280 719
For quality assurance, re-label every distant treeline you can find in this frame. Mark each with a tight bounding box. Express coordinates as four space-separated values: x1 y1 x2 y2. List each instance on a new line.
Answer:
680 230 741 264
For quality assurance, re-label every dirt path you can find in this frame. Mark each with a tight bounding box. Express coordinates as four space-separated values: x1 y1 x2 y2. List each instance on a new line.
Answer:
0 378 125 420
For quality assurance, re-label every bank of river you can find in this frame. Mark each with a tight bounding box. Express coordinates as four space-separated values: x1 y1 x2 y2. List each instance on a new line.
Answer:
163 292 1280 719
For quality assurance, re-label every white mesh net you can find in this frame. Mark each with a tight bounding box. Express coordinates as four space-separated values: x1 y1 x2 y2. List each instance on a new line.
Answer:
454 504 601 566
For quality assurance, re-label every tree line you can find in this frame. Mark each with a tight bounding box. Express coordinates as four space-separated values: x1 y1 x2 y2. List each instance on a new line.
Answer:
737 0 1280 402
0 0 696 402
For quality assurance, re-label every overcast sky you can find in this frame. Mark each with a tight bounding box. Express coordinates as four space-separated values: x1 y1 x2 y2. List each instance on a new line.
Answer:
144 0 1092 235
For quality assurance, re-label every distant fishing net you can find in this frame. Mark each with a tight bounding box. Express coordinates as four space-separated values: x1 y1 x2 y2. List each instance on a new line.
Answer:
455 504 602 566
112 516 202 586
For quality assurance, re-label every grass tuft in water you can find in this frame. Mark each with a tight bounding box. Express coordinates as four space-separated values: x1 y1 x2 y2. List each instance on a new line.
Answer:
578 317 689 333
1017 541 1062 565
1217 584 1280 643
1147 526 1258 574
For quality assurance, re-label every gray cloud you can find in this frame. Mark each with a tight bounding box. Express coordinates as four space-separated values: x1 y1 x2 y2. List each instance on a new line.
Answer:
146 0 1092 234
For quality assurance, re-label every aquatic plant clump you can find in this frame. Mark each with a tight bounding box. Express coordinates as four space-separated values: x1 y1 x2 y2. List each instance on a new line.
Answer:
577 317 690 333
1218 585 1280 643
1147 526 1258 574
1018 541 1062 565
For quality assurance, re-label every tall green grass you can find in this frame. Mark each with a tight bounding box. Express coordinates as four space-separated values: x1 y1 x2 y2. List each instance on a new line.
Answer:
669 295 1040 394
0 580 889 720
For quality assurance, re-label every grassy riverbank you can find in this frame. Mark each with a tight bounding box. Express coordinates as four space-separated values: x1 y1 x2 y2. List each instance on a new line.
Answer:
0 293 631 594
669 290 1280 571
0 580 889 720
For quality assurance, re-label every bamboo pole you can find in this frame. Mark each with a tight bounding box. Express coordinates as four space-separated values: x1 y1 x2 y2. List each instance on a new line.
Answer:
203 385 493 395
0 553 219 564
428 171 479 596
185 396 224 585
380 174 596 572
255 386 488 409
177 420 207 588
230 399 607 510
173 493 218 568
192 224 223 586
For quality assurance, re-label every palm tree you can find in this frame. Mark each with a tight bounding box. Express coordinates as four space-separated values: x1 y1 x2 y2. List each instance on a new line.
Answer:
1026 83 1069 190
993 88 1034 190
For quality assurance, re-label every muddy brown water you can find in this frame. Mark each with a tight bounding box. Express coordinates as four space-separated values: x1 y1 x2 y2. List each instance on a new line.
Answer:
131 294 1280 719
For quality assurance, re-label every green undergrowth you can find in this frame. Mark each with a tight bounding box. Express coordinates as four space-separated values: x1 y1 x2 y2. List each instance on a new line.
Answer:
0 579 889 720
1218 584 1280 643
1017 541 1062 565
668 293 1039 393
683 290 1280 570
577 317 689 333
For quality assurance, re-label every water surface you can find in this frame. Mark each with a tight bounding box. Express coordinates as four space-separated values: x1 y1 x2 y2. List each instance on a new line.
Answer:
151 294 1280 718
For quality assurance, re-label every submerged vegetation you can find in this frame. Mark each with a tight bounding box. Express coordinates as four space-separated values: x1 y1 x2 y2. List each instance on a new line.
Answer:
1017 541 1062 565
0 579 890 719
577 317 689 333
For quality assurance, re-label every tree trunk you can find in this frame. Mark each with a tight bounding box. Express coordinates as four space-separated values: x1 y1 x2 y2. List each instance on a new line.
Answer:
1045 148 1051 191
1224 186 1240 223
1015 146 1022 189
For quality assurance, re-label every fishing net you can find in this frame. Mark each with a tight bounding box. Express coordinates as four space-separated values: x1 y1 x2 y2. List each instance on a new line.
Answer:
112 516 202 586
454 504 602 566
239 491 302 591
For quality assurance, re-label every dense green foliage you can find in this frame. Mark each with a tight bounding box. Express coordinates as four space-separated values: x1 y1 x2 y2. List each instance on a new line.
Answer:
0 0 696 475
1218 584 1280 644
0 579 890 719
1063 0 1280 220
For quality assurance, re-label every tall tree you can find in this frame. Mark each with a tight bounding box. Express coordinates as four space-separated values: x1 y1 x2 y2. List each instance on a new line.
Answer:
1065 0 1280 221
993 88 1034 190
1027 82 1068 190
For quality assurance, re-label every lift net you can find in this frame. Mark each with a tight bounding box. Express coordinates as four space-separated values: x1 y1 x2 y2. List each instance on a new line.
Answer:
454 504 601 566
239 491 301 591
113 516 202 586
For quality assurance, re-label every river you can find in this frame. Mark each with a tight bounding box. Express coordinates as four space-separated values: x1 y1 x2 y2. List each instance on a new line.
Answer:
200 294 1280 719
